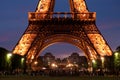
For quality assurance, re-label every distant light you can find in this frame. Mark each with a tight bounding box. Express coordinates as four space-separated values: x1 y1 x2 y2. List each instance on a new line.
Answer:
21 58 24 63
51 63 56 67
6 53 12 62
92 59 96 63
115 52 119 57
66 63 73 67
34 61 38 65
51 63 58 68
101 56 104 61
7 53 12 59
42 67 46 70
31 55 34 59
101 56 105 68
21 58 24 61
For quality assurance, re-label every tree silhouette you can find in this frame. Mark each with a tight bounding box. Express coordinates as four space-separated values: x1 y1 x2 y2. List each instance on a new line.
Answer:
113 46 120 75
11 54 24 72
116 46 120 52
0 47 9 71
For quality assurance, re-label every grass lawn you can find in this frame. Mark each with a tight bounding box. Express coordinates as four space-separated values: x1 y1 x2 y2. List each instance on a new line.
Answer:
0 75 120 80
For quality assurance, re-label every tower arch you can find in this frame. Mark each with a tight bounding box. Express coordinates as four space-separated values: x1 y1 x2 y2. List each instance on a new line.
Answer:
13 0 112 64
33 34 92 60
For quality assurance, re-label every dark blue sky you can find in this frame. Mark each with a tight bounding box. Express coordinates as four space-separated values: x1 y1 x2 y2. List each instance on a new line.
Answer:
0 0 120 58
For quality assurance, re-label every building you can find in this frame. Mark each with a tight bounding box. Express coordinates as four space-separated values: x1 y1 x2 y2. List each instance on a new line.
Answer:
42 52 56 67
32 52 88 71
67 53 88 70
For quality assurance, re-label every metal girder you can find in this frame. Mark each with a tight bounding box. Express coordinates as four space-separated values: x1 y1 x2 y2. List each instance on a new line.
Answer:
70 0 88 13
12 0 112 63
21 18 100 62
36 0 55 12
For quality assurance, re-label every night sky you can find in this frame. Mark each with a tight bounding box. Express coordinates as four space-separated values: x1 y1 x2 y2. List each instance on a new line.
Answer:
0 0 120 58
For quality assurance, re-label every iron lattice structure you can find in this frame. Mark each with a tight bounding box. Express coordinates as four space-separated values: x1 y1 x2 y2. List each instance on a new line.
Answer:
13 0 112 62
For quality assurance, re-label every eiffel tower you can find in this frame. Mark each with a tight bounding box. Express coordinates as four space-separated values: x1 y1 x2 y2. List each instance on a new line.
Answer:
13 0 112 63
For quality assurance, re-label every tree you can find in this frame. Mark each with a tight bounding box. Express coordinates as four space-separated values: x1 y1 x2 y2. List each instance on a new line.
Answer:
113 46 120 75
0 47 9 71
11 54 25 72
0 47 25 73
116 46 120 52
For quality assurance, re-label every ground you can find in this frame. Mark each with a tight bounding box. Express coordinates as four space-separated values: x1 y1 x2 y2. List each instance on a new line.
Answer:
0 75 120 80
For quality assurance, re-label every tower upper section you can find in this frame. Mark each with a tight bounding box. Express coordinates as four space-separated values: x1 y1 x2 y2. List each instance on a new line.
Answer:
36 0 55 12
36 0 88 13
70 0 88 13
29 0 95 21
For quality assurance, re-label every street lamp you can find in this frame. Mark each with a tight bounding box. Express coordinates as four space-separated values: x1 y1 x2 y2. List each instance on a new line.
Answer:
66 63 73 67
6 53 12 71
92 59 97 72
101 56 105 70
7 53 12 60
51 63 58 68
34 61 38 65
21 57 25 66
115 52 119 58
6 53 12 63
114 52 120 72
92 59 96 64
21 58 25 63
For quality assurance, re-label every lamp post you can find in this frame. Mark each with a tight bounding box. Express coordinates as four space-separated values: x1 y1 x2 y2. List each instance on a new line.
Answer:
101 56 104 70
115 52 119 58
92 59 97 72
21 57 25 69
6 53 12 72
114 52 120 74
7 53 12 60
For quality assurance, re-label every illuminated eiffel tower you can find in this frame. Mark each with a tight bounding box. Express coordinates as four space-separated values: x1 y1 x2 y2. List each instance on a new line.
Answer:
13 0 112 63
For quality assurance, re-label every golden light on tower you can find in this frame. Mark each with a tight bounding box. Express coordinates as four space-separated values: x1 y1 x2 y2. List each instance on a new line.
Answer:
12 0 112 64
88 34 112 56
